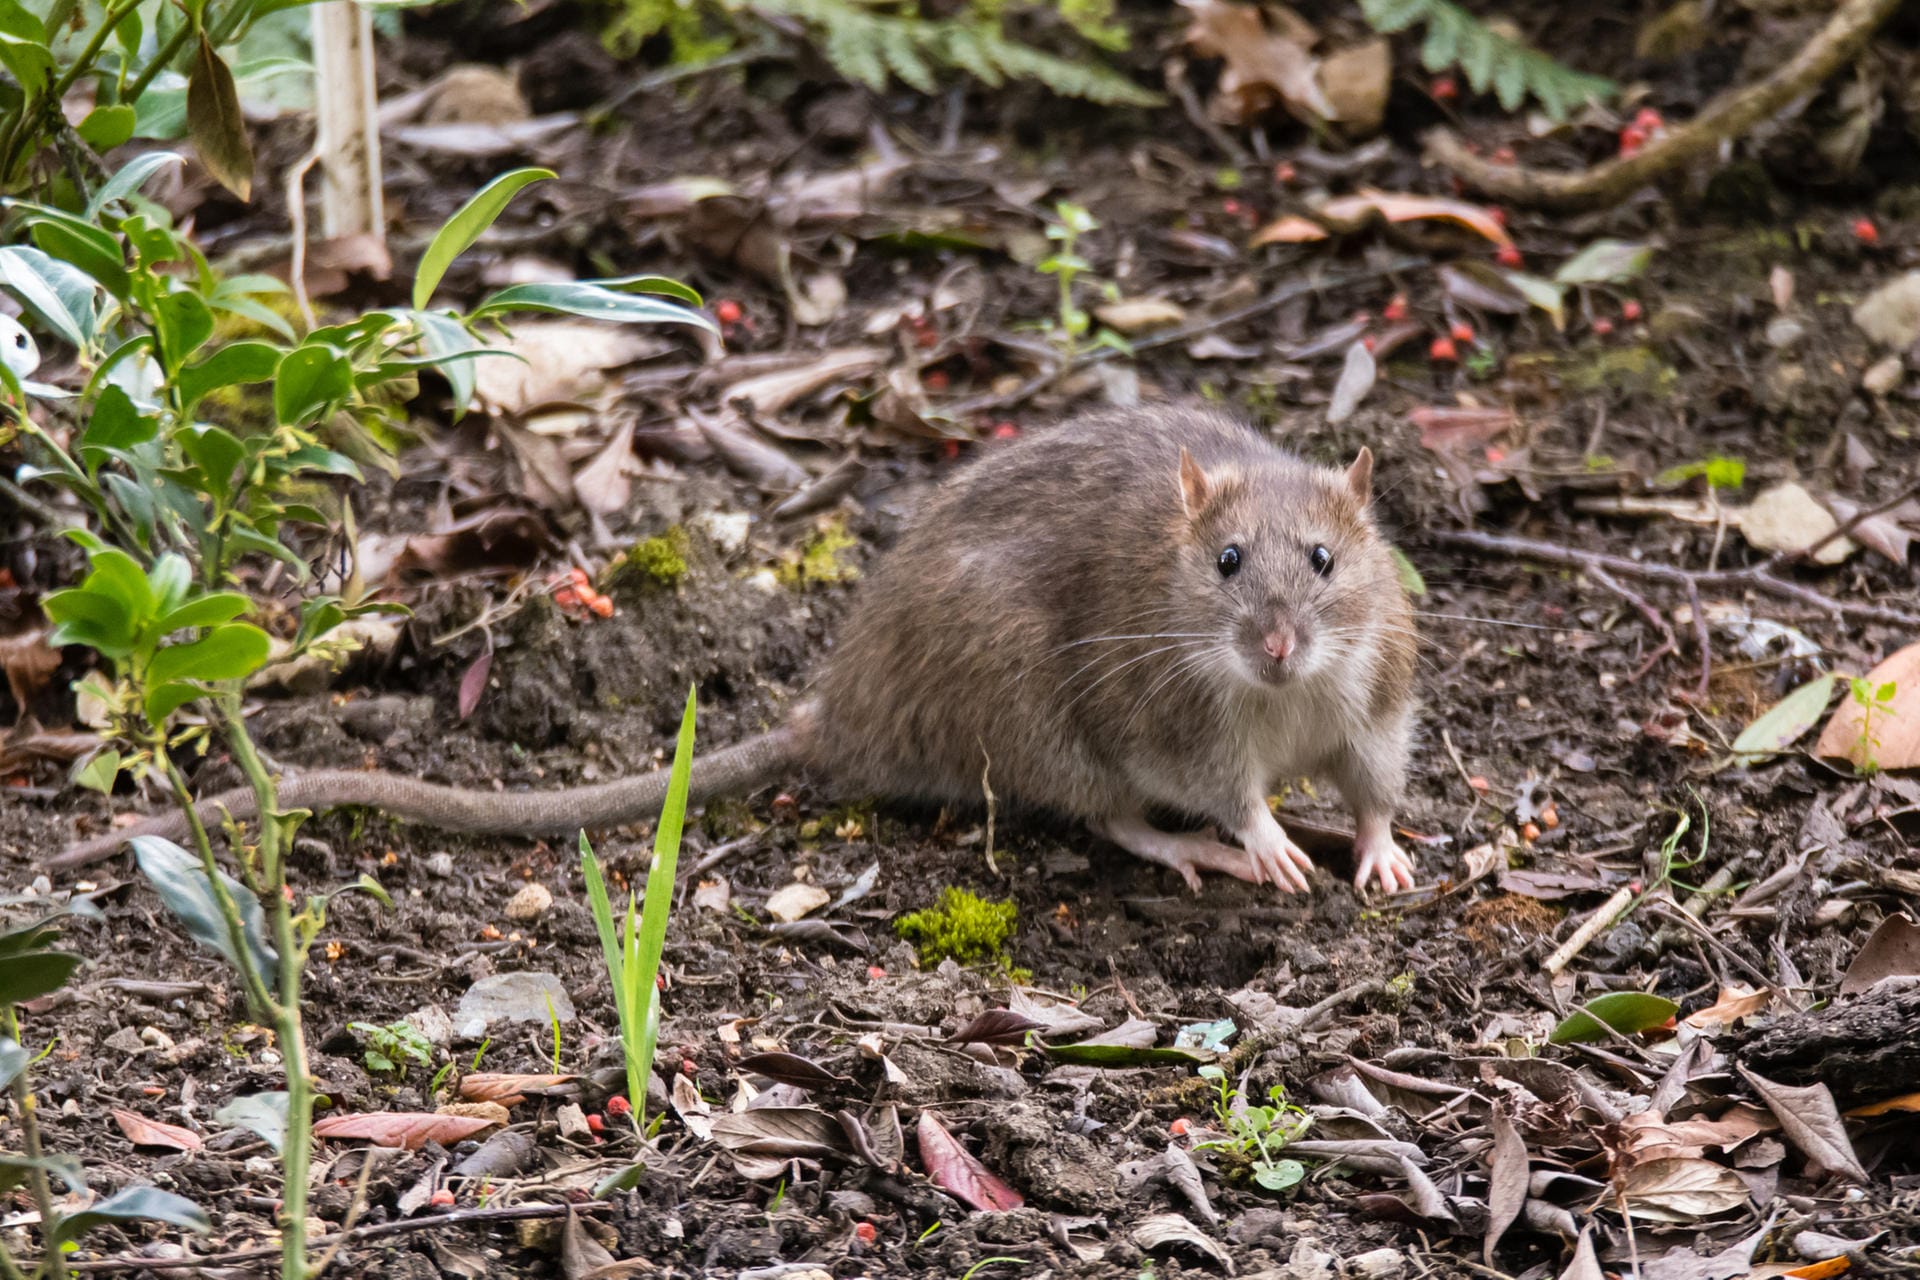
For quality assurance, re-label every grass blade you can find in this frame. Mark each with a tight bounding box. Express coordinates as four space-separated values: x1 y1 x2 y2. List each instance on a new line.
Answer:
628 684 697 1130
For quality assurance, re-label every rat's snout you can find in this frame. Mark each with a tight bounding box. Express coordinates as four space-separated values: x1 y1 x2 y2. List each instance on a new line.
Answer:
1262 623 1296 662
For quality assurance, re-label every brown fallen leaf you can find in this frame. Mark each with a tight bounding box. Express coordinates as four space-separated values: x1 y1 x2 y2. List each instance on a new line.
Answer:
457 1072 578 1106
1736 482 1856 565
1179 0 1330 126
0 629 64 717
472 321 669 415
1254 190 1513 248
1839 913 1920 995
112 1108 203 1152
1824 495 1918 565
1683 986 1773 1031
1409 404 1517 451
417 64 530 126
359 506 555 585
1735 1065 1868 1183
709 1106 850 1160
1614 1156 1751 1222
1845 1090 1920 1117
1814 642 1920 772
312 1111 496 1150
915 1111 1023 1211
1484 1103 1528 1264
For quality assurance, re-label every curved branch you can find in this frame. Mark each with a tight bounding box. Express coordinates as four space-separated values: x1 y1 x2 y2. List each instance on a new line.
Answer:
1424 0 1905 211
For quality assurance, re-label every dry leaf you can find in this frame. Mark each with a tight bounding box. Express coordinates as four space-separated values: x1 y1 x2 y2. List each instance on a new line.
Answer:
692 878 731 913
559 1204 617 1280
1319 37 1390 131
1284 190 1512 245
312 1111 496 1150
472 321 667 414
1131 1213 1232 1271
1614 1156 1751 1222
710 1106 849 1159
1559 1228 1604 1280
1410 405 1516 451
916 1111 1024 1211
1735 1065 1868 1182
1814 642 1920 771
1839 913 1920 995
719 348 888 417
457 1072 577 1106
1484 1103 1528 1263
1179 0 1332 126
1824 495 1917 565
765 882 829 923
1249 215 1329 245
1326 341 1376 425
0 629 62 717
1845 1091 1920 1117
573 418 639 518
1736 483 1855 564
1094 298 1188 335
1683 986 1773 1030
112 1108 203 1152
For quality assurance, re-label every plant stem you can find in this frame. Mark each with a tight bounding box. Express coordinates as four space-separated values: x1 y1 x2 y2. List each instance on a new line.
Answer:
3 1006 65 1280
124 20 193 106
156 750 277 1013
49 0 143 101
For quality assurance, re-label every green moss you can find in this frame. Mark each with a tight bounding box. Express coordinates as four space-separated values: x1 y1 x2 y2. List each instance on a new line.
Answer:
625 526 692 587
895 887 1017 967
776 519 860 588
1561 344 1677 398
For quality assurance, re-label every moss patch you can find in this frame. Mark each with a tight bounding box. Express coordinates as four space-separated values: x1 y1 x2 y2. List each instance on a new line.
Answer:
895 887 1017 967
623 526 692 587
776 519 859 588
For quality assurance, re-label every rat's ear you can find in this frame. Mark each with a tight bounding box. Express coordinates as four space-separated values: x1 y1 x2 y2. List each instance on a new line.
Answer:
1345 447 1374 504
1178 447 1212 517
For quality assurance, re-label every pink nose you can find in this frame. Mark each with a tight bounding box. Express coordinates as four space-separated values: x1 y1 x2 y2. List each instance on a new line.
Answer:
1263 624 1296 661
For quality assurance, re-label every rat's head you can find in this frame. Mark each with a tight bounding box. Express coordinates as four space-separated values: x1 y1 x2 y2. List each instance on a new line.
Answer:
1173 445 1394 692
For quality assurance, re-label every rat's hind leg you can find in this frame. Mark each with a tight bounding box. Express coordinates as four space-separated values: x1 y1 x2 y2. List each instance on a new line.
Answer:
1090 813 1261 893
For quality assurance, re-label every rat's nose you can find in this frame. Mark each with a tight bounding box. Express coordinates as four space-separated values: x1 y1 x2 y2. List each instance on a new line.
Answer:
1262 623 1296 662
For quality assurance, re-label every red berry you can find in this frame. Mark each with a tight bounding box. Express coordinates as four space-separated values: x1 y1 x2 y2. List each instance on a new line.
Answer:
867 965 887 980
1592 317 1615 336
1449 321 1475 343
1352 310 1372 325
1484 446 1506 465
855 1222 878 1245
1495 244 1523 268
1429 336 1458 363
990 422 1020 440
1221 197 1244 216
1622 300 1643 321
714 299 742 325
1430 76 1458 102
1169 1118 1192 1137
1633 107 1664 132
1361 336 1377 353
605 1095 632 1117
940 439 962 461
1486 207 1507 228
1854 218 1880 245
1491 147 1516 164
1273 162 1296 183
585 1113 605 1133
923 369 949 391
1628 880 1643 894
1383 294 1409 322
1618 125 1647 158
913 325 939 350
429 1190 455 1208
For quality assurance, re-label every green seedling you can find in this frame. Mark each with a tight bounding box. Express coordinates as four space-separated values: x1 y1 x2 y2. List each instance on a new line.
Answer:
1035 202 1132 362
1849 677 1898 776
1192 1065 1313 1192
349 1021 434 1077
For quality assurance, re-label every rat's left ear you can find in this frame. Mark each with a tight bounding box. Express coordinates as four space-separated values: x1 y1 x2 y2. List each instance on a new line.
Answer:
1345 447 1374 503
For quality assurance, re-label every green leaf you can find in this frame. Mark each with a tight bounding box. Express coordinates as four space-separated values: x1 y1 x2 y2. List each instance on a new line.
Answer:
627 684 697 1129
0 0 52 96
157 591 251 633
213 1092 287 1153
1555 239 1654 286
147 622 271 687
131 836 278 984
413 167 555 309
178 340 282 410
0 1154 83 1195
601 274 703 305
154 289 215 369
1390 547 1426 597
87 151 185 217
178 424 245 501
42 586 134 657
1548 992 1678 1045
0 950 81 1005
78 385 156 466
74 748 122 795
1731 674 1838 764
1498 270 1566 331
79 103 137 151
186 35 253 201
473 281 717 333
142 680 204 724
52 1185 211 1247
1253 1159 1305 1191
1039 1042 1209 1067
273 342 352 425
410 308 483 419
0 1038 29 1092
0 245 95 349
149 553 190 618
25 213 130 300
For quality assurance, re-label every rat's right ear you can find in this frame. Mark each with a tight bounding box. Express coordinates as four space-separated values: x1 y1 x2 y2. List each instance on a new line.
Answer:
1178 447 1211 517
1345 447 1375 504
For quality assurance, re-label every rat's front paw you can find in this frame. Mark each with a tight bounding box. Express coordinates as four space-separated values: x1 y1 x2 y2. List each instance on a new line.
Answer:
1237 812 1314 894
1352 825 1415 894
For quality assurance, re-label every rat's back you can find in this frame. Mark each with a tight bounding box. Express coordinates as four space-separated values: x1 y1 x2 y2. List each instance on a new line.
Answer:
807 406 1265 818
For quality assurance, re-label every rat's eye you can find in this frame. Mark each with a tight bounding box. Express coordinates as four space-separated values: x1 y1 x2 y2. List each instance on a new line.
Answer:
1216 545 1242 579
1309 545 1333 576
10 333 23 348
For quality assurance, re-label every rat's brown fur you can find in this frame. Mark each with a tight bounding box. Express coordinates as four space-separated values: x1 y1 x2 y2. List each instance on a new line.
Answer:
54 406 1418 890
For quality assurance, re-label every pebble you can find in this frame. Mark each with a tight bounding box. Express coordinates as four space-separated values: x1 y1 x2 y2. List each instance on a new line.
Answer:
425 853 456 878
1764 316 1805 349
455 972 575 1038
1347 1248 1407 1278
1863 353 1903 395
555 1103 592 1141
1854 270 1920 348
1283 1240 1339 1280
504 882 552 921
694 510 751 556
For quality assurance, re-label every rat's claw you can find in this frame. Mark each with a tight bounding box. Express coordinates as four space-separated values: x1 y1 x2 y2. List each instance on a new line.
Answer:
1237 811 1313 894
1352 827 1416 895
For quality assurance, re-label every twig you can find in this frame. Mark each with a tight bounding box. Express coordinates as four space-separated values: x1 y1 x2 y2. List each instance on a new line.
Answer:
46 1201 614 1273
1683 578 1711 701
285 143 323 332
1424 0 1904 210
1543 885 1636 976
1760 479 1920 573
1439 728 1486 823
1431 528 1920 627
1585 564 1677 684
1164 56 1252 167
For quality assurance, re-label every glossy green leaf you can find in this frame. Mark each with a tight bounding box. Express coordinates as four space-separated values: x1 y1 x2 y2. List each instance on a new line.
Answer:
1548 992 1679 1045
79 103 137 151
178 340 282 410
474 281 717 332
26 214 129 300
273 342 351 425
1732 673 1838 764
78 385 155 465
410 308 483 419
178 424 244 501
147 622 271 686
213 1092 287 1153
185 35 252 200
131 836 277 985
0 1038 29 1091
142 680 204 724
1554 240 1654 286
148 553 190 618
1252 1159 1305 1191
600 274 703 305
413 167 554 309
86 151 185 217
154 290 215 367
0 950 81 1005
0 1153 83 1195
0 245 94 349
52 1185 211 1246
1039 1042 1208 1067
0 0 52 95
157 591 251 633
42 586 134 656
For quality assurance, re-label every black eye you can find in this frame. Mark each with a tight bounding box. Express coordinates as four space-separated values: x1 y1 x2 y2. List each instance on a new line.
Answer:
1309 545 1333 576
11 334 23 348
1216 545 1241 579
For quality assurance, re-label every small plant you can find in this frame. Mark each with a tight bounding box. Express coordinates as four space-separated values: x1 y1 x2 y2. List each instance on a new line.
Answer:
1192 1065 1312 1192
1356 0 1614 122
349 1020 434 1077
1848 676 1898 776
1036 202 1130 362
1656 455 1746 491
895 887 1016 967
582 685 698 1142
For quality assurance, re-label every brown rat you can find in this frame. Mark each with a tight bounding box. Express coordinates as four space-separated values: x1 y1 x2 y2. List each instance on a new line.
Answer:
54 406 1419 892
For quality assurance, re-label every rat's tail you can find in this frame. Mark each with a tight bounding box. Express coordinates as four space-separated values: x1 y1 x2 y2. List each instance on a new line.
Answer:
49 723 803 872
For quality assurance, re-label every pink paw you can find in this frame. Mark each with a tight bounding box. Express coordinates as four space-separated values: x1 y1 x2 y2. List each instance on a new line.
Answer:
1352 829 1416 895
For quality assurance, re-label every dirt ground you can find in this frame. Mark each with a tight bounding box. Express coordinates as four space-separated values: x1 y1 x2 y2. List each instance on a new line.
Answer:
5 1 1920 1276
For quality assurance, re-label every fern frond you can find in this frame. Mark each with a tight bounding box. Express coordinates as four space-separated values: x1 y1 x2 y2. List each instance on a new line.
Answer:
1358 0 1614 122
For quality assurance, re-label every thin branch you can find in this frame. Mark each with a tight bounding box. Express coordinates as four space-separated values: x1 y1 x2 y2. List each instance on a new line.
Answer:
1758 479 1920 574
1424 0 1905 210
1431 528 1920 628
1585 564 1677 684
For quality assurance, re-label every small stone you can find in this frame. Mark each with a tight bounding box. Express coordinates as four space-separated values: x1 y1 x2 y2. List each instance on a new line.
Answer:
1764 316 1805 349
694 510 752 555
1285 1239 1340 1280
456 972 575 1037
29 876 50 896
504 882 552 922
425 853 456 878
744 569 781 594
104 1026 145 1056
1863 353 1903 396
555 1103 592 1141
405 1005 455 1049
766 882 830 923
244 1155 277 1177
1853 271 1920 348
1348 1248 1407 1278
